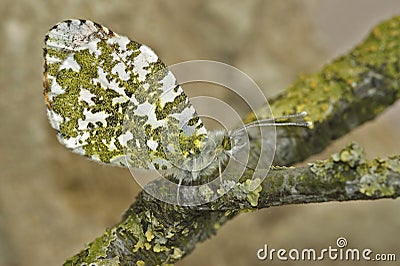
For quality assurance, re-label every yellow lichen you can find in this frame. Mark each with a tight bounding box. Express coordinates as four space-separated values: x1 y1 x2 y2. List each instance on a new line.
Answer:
136 260 145 266
145 229 154 242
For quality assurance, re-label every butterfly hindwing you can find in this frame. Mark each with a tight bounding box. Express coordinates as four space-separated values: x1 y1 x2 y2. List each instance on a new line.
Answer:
44 19 207 170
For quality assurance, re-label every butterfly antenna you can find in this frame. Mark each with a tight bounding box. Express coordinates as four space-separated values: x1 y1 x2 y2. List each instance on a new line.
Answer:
243 111 307 126
218 158 223 183
234 111 312 134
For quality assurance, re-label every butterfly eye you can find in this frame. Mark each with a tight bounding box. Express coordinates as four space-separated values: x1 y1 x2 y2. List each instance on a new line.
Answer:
221 136 232 151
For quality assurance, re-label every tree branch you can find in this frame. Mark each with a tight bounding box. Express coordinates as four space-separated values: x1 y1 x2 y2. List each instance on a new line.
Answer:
64 16 400 266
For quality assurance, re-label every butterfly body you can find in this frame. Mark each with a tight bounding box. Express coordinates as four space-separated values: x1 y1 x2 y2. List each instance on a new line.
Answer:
160 129 249 184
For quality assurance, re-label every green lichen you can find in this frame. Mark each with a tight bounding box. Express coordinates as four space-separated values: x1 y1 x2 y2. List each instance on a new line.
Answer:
213 221 221 230
310 142 365 180
64 227 120 266
199 185 214 202
87 228 118 260
136 260 145 266
145 229 155 242
359 174 395 197
332 142 366 167
237 178 263 207
153 243 170 253
386 156 400 173
310 142 397 197
170 247 184 260
356 156 397 197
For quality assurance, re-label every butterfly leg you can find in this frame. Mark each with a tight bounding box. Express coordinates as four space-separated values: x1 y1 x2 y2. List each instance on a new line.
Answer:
177 178 182 205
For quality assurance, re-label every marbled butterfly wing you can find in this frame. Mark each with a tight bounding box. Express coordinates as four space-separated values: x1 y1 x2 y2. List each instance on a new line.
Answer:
44 19 207 170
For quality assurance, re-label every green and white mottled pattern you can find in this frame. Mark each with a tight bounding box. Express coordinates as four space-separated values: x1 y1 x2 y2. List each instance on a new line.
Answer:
43 19 207 172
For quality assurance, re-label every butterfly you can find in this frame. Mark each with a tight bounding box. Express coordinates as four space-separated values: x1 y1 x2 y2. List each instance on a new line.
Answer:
43 19 310 204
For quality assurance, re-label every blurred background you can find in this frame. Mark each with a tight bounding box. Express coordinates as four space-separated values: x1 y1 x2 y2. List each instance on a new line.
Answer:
0 0 399 265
